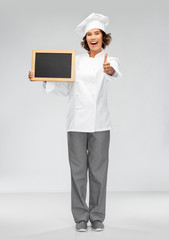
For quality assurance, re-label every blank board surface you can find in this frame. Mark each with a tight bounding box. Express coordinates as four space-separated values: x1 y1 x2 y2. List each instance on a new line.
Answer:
31 50 75 81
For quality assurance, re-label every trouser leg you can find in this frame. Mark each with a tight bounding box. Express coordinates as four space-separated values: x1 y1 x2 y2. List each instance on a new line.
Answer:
87 130 110 222
67 131 89 223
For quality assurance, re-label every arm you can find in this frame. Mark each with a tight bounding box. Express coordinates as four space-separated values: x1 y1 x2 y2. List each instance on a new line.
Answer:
109 57 122 79
42 81 70 96
103 54 122 81
28 71 70 96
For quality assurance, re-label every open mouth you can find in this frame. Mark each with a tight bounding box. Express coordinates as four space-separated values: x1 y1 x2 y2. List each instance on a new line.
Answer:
90 41 98 46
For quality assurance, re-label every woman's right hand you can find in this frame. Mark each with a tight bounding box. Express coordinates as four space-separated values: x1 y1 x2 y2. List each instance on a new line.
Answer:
28 71 34 81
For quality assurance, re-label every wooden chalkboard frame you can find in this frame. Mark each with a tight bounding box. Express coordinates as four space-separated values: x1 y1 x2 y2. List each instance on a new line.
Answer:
31 49 75 82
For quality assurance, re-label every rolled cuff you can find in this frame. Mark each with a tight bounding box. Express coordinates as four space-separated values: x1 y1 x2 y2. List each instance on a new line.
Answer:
42 81 69 96
105 57 122 81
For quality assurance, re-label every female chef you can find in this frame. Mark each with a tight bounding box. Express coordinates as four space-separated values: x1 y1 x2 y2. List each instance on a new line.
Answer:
28 12 122 232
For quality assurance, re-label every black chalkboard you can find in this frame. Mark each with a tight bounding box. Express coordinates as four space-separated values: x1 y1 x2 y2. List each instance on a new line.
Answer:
31 50 75 82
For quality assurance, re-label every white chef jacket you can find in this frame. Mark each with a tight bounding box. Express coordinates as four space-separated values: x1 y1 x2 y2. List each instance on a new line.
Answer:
42 49 122 132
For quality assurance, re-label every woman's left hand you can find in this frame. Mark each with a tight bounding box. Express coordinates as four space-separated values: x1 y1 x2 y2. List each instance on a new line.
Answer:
103 52 115 76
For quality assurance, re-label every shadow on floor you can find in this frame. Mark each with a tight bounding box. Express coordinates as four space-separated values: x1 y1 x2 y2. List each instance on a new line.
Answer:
14 225 156 240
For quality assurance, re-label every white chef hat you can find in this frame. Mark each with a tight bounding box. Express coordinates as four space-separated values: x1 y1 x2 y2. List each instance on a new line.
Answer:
75 12 109 37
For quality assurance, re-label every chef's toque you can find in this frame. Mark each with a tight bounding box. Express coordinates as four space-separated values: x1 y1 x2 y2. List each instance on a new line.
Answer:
75 13 109 37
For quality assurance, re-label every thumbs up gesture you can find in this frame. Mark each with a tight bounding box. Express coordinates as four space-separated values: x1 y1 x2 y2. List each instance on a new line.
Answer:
103 52 115 76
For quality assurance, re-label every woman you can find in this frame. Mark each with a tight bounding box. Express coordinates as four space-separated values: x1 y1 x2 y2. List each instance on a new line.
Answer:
28 12 122 232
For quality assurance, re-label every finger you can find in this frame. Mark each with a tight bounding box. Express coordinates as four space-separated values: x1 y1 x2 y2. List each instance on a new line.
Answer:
104 67 109 71
103 65 110 70
30 71 34 77
103 62 110 67
28 72 34 79
104 52 108 63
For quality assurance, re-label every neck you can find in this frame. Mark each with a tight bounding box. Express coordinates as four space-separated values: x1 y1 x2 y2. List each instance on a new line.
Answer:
89 48 102 58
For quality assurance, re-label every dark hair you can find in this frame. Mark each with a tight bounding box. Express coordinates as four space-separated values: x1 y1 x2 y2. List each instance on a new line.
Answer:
81 29 112 51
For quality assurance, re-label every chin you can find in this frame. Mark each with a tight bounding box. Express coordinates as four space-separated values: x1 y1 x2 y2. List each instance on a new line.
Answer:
91 46 102 51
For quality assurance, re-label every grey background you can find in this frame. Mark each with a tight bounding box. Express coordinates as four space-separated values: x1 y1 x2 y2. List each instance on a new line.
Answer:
0 0 168 192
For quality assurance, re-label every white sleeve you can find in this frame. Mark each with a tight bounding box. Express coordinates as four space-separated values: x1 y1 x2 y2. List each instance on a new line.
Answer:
42 81 70 96
104 57 122 81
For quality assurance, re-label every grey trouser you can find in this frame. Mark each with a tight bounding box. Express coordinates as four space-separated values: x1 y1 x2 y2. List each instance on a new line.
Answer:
67 130 110 223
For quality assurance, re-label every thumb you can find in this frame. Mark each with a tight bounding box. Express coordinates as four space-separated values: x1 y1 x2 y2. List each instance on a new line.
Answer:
104 52 108 63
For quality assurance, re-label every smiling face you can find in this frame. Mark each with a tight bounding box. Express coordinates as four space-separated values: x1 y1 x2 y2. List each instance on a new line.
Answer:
86 28 103 53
